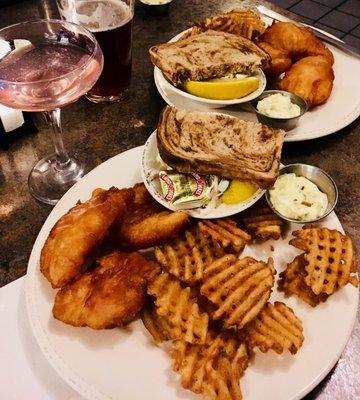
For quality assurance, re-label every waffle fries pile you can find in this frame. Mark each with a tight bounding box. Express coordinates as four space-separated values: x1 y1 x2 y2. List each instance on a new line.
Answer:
144 217 307 400
279 227 358 306
193 9 267 40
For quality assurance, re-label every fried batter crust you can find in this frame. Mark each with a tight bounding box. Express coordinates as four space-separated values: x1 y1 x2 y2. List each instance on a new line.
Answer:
257 41 292 78
260 22 334 65
279 55 334 108
40 187 133 288
53 252 159 329
114 183 189 249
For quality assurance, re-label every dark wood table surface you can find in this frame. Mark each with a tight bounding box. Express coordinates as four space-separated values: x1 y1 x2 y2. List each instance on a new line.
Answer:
0 0 359 399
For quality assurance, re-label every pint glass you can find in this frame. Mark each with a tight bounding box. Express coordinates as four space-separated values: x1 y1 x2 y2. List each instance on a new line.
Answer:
57 0 134 103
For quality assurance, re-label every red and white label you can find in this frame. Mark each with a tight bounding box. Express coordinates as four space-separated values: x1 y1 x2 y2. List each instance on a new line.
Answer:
191 173 205 197
159 171 175 202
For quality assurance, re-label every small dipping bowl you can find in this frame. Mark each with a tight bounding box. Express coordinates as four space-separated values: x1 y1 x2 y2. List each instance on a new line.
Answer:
265 164 338 224
251 90 308 131
138 0 173 15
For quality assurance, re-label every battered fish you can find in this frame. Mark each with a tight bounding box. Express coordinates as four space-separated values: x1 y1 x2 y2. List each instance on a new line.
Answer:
257 41 292 78
260 22 334 65
279 55 334 108
113 183 190 249
40 187 133 289
53 252 160 329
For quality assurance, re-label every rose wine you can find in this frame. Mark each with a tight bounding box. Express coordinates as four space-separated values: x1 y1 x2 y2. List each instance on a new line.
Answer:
0 40 102 111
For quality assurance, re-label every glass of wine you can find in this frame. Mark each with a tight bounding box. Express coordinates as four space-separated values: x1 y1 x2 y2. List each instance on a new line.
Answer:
0 20 103 205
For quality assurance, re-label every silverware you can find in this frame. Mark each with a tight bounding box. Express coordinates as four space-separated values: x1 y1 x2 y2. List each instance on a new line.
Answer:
265 164 338 224
250 90 308 131
256 5 360 59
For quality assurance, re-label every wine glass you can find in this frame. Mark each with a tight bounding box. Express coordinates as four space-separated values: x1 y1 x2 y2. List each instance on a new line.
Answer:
0 19 103 205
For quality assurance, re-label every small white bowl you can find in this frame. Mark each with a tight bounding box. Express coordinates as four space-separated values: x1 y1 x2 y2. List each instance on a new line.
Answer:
141 130 265 219
154 67 267 109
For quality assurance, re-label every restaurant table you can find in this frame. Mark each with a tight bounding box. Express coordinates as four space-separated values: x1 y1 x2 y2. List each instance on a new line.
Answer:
0 0 359 399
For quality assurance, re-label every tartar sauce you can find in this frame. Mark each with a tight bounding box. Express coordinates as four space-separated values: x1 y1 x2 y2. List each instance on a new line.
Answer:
269 173 328 221
257 93 301 118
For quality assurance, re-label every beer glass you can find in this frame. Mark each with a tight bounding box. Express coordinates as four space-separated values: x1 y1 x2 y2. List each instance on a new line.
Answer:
57 0 134 103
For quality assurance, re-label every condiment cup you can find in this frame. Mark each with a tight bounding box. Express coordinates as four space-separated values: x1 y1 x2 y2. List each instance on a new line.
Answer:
265 163 338 224
250 90 308 131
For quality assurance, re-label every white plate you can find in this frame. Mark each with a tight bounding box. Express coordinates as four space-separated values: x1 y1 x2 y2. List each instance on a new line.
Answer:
154 30 360 141
26 146 358 400
141 131 265 218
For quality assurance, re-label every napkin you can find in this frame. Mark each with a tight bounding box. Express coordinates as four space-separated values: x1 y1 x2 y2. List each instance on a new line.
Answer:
0 278 84 400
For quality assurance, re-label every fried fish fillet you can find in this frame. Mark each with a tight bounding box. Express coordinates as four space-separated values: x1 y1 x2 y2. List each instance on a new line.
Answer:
40 187 133 289
260 22 334 65
278 55 334 108
53 252 160 329
114 183 189 249
257 41 292 78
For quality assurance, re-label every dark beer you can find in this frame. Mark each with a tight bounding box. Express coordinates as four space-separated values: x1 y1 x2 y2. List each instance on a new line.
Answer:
58 0 134 102
90 17 132 99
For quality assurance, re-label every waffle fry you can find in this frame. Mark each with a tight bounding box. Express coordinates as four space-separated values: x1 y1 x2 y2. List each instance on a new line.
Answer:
141 302 172 343
242 206 283 241
203 357 243 400
290 227 356 295
278 255 329 307
194 9 266 40
147 272 209 343
201 255 275 329
155 227 225 285
198 219 251 253
245 301 304 354
171 331 248 399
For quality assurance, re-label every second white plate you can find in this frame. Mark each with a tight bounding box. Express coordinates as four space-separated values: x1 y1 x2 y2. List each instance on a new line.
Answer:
154 31 360 142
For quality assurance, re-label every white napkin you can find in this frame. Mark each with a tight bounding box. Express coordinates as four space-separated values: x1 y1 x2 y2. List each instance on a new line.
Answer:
0 278 84 400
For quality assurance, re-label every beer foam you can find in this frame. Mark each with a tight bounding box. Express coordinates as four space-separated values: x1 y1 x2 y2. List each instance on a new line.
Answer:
59 0 132 32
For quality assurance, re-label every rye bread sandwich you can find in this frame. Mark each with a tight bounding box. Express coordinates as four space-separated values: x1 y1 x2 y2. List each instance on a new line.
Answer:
156 106 285 188
149 30 270 86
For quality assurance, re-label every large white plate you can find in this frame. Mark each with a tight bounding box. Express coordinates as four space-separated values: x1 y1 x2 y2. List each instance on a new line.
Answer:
141 130 265 218
154 32 360 142
26 146 358 400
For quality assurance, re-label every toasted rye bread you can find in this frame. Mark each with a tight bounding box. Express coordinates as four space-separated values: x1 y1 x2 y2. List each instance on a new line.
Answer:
157 106 285 188
149 30 270 86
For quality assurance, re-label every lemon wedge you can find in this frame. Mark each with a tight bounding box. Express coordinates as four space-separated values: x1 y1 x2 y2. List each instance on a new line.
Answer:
183 76 260 100
222 180 258 204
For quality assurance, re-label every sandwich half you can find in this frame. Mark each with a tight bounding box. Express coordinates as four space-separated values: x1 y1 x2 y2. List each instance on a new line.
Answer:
157 106 285 188
149 30 270 86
